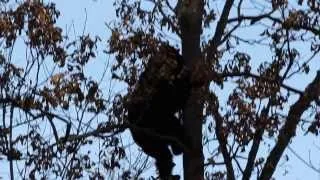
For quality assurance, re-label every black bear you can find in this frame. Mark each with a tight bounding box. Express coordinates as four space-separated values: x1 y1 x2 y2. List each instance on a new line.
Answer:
125 44 190 179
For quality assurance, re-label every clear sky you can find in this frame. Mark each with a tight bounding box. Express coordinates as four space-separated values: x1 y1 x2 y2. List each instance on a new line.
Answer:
2 0 320 179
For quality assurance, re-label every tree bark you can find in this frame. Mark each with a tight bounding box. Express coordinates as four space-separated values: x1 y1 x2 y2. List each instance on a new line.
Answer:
178 0 205 179
259 71 320 180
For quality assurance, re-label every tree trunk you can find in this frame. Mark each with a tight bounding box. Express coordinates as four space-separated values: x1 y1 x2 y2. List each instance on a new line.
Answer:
178 1 205 179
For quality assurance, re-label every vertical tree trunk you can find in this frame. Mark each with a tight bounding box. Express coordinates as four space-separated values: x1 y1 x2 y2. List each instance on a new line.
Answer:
178 1 205 179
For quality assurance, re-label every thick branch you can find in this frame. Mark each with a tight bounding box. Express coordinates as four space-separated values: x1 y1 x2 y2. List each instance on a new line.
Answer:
259 71 320 180
179 0 205 179
211 0 235 48
205 0 235 58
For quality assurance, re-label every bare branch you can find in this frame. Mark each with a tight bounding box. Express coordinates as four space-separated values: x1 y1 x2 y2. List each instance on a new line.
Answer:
216 72 303 95
242 104 270 180
212 95 236 180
